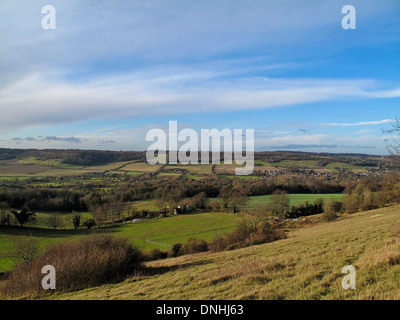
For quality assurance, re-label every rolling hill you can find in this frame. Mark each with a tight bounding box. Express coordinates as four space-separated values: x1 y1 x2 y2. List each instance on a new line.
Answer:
47 204 400 300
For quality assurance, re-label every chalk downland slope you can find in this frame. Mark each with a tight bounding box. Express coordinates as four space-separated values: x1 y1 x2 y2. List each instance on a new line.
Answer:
52 204 400 300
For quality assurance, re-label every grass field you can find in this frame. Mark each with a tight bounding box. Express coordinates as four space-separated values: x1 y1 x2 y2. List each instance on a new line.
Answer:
163 164 214 175
325 162 379 172
49 204 400 300
82 161 134 171
16 157 83 169
0 165 49 175
255 160 319 169
114 212 241 251
119 162 163 173
0 212 242 272
0 227 89 272
247 193 345 208
207 193 344 208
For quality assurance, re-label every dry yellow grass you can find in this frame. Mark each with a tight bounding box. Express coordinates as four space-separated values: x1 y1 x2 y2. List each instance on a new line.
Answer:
39 204 400 300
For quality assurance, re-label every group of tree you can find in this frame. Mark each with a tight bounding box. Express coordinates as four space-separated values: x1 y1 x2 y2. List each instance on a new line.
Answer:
0 187 87 212
0 163 383 216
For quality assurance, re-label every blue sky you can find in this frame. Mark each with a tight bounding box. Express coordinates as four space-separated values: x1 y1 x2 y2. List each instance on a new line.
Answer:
0 0 399 154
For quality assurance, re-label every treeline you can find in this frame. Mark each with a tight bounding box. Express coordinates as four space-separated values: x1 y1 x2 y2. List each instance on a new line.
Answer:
0 172 361 213
0 187 87 212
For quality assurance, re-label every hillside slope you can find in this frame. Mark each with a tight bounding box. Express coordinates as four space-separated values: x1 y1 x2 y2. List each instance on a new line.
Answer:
52 205 400 300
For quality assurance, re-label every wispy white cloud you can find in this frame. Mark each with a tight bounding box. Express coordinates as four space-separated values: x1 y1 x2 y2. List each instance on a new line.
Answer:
1 135 117 149
0 0 399 155
1 69 399 133
324 119 393 127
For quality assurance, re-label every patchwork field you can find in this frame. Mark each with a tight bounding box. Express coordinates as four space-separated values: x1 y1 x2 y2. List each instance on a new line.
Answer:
0 154 384 180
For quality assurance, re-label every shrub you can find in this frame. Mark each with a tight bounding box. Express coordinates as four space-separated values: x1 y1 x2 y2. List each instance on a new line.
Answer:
223 219 254 249
182 237 208 255
72 214 81 229
210 219 286 252
322 201 342 221
254 220 287 244
2 234 144 298
10 234 40 264
83 218 96 229
209 234 227 252
169 243 183 257
145 248 168 261
207 200 222 212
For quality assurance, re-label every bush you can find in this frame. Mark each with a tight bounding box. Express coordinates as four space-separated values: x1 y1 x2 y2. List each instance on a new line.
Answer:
2 234 144 298
145 248 168 261
254 220 287 244
210 219 286 252
207 200 222 212
209 234 226 252
169 243 183 257
223 219 254 249
83 218 96 229
10 234 40 264
322 201 342 221
181 238 208 255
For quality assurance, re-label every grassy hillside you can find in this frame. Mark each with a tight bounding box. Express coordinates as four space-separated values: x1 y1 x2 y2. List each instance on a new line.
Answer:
50 205 400 300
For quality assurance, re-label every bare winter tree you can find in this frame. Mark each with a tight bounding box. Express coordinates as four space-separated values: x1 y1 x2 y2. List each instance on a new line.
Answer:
11 233 39 264
47 215 64 229
386 118 400 156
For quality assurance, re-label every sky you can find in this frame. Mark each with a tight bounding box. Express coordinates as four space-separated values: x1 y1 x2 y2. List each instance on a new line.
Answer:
0 0 399 154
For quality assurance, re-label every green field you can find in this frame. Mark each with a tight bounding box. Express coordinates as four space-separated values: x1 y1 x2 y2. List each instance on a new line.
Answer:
131 199 159 211
0 212 241 272
163 164 214 175
81 161 134 171
325 162 379 172
208 193 344 208
114 212 241 251
255 159 319 169
120 162 163 173
247 193 344 208
0 227 87 272
17 157 84 169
